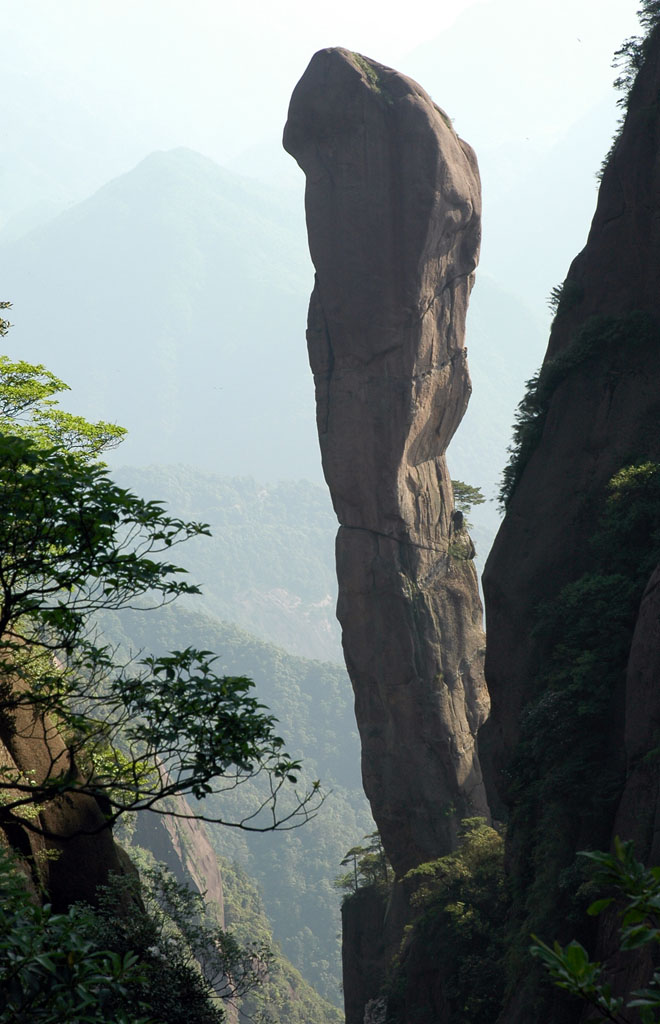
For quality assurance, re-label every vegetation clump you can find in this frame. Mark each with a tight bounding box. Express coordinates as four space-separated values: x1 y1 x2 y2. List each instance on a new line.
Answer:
500 459 660 1015
334 831 393 899
386 819 508 1024
599 0 660 178
499 311 658 508
532 838 660 1023
451 479 485 525
0 318 321 836
351 53 394 105
547 278 584 321
0 844 146 1024
0 843 267 1024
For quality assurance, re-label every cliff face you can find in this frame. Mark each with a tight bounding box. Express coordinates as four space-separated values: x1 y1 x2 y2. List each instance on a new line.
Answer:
340 888 388 1024
482 21 660 1021
0 693 130 909
283 47 488 877
134 793 226 920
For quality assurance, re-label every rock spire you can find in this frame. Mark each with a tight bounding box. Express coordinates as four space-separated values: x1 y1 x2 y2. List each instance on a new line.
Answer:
284 47 489 875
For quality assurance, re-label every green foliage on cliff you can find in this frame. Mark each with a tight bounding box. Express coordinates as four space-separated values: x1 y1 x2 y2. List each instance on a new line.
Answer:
351 53 393 105
499 311 659 508
451 480 485 514
0 840 272 1024
546 278 584 320
451 479 485 532
532 838 660 1023
0 845 146 1024
613 1 660 112
386 819 508 1024
335 831 393 898
599 0 660 179
79 862 268 1024
501 459 660 1014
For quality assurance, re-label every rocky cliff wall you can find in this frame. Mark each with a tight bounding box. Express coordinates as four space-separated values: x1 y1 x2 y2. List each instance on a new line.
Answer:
134 793 226 922
0 687 130 908
284 47 489 880
482 20 660 1022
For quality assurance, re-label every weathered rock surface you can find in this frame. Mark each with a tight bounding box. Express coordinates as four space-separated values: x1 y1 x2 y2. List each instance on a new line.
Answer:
0 694 129 909
134 794 236 1022
483 22 660 805
341 888 388 1024
482 21 660 1023
284 47 489 877
134 793 225 921
613 564 660 863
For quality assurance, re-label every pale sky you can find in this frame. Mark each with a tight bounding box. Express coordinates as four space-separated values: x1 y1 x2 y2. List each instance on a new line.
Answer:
1 0 641 178
0 0 647 495
0 0 645 301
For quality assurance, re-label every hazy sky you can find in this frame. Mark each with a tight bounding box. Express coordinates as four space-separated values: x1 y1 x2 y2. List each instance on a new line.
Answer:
0 0 645 314
1 0 641 187
0 0 647 498
0 0 645 344
2 0 488 166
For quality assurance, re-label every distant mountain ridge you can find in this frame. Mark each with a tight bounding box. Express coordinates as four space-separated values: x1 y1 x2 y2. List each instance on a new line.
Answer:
112 466 342 662
0 147 319 479
0 145 547 559
102 600 372 1008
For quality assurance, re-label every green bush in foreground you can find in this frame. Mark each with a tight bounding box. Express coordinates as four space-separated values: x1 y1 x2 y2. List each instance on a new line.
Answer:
532 838 660 1023
0 843 270 1024
0 845 146 1024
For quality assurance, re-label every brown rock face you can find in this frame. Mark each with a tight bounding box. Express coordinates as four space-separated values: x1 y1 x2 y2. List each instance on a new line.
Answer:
134 793 225 922
340 888 388 1024
284 48 489 876
481 21 660 1023
613 564 660 863
483 24 660 807
0 693 128 909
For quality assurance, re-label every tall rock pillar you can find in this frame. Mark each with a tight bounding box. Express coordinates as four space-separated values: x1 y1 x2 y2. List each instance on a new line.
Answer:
284 48 489 876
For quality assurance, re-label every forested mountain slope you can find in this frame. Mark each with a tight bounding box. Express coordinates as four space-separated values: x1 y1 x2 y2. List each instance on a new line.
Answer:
102 602 372 1006
112 466 341 662
0 146 544 555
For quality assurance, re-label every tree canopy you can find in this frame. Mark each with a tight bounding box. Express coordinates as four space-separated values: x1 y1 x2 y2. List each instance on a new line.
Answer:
0 329 321 837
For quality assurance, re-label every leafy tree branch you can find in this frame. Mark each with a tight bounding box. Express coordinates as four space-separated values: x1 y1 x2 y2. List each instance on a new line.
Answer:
0 328 322 838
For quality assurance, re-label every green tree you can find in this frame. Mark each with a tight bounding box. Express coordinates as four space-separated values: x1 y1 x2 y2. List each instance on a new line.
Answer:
531 838 660 1023
0 845 148 1024
0 304 124 458
76 861 271 1024
451 480 485 523
0 840 268 1024
334 831 393 897
0 326 321 836
386 818 508 1024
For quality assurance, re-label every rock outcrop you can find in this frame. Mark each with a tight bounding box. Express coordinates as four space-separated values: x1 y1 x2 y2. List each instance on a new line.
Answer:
134 793 226 920
0 691 130 909
340 888 388 1024
284 47 489 878
482 20 660 1022
613 564 660 863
